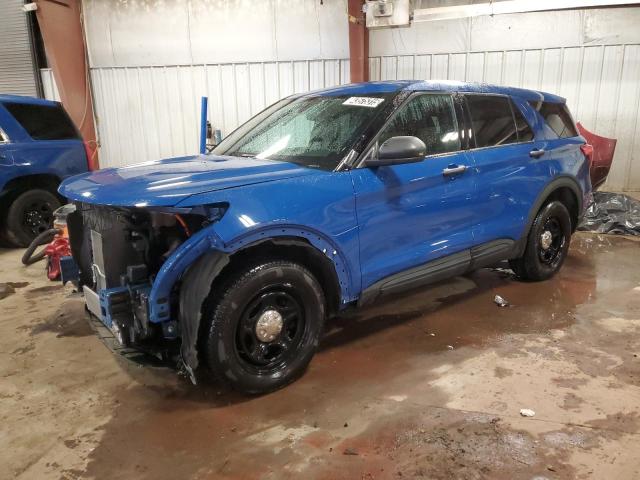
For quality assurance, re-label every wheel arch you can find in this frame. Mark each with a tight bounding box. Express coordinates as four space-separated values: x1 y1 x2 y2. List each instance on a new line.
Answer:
516 176 582 257
217 235 344 317
1 173 61 198
171 226 353 375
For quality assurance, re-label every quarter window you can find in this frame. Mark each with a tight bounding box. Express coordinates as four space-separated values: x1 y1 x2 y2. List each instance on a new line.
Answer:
466 95 518 148
530 101 578 138
378 94 461 156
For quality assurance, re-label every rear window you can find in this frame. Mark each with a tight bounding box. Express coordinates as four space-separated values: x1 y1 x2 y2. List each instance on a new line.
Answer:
3 102 80 140
530 101 577 138
466 95 519 148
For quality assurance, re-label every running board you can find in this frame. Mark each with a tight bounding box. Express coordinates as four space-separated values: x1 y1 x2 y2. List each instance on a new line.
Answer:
358 239 515 307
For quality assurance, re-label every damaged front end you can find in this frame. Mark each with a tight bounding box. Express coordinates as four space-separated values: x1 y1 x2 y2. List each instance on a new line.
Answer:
65 202 226 365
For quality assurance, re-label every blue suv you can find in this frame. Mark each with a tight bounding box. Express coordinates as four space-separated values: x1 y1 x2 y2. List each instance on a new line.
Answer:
0 96 89 246
59 81 592 393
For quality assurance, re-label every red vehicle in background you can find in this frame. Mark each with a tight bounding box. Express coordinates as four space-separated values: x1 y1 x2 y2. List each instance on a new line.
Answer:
577 122 616 190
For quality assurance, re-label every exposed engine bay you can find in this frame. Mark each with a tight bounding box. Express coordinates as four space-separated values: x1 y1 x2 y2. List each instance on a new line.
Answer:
66 203 207 353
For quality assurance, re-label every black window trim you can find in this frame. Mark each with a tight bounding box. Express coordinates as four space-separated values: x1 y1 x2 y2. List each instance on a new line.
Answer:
354 91 465 169
509 98 536 145
462 93 536 153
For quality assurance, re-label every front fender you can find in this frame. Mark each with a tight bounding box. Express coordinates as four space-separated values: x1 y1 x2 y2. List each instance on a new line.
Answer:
174 170 361 301
148 221 358 325
148 225 225 323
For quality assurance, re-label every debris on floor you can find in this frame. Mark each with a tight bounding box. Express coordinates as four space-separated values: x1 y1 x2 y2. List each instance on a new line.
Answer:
489 267 516 278
520 409 536 417
0 281 29 300
579 191 640 236
494 294 510 307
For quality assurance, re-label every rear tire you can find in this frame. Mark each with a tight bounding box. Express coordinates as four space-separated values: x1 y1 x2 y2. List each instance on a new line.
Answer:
510 201 572 281
2 189 60 248
202 260 325 394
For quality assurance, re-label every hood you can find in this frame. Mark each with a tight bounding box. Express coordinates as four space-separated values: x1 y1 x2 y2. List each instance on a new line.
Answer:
59 154 321 207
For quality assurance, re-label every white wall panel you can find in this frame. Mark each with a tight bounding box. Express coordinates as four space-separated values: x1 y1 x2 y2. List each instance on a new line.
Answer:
89 59 350 168
369 17 470 56
83 0 348 67
470 11 584 51
40 69 60 102
370 43 640 191
583 8 640 45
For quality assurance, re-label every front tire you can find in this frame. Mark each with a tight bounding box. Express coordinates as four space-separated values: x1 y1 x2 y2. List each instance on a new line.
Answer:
2 189 60 248
510 200 572 281
202 260 325 394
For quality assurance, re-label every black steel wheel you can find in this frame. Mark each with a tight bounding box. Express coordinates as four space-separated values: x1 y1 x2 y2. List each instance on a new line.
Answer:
235 289 307 373
202 260 325 394
537 217 565 268
2 189 61 248
510 200 572 281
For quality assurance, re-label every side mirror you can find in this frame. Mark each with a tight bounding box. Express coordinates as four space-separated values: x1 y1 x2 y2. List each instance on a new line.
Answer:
365 136 427 167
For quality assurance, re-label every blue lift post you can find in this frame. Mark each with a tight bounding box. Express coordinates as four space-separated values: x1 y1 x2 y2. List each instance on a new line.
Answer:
199 96 208 154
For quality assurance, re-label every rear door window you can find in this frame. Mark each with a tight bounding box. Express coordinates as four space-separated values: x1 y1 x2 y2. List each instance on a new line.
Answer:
378 93 461 156
465 95 518 148
530 101 577 138
2 102 80 140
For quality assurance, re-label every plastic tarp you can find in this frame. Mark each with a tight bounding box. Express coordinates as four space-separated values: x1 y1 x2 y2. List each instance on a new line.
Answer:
578 191 640 236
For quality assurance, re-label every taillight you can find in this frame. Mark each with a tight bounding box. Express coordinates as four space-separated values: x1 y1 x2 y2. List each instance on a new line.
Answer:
580 143 594 169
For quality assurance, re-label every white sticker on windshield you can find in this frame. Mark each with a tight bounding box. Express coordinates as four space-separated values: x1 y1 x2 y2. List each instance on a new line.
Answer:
342 97 385 108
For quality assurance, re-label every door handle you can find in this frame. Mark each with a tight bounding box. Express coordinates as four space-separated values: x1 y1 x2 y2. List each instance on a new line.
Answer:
529 149 545 158
442 164 468 176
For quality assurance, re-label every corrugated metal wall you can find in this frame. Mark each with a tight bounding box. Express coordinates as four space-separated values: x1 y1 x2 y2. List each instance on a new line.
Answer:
370 44 640 191
0 0 38 96
77 0 350 169
86 60 349 168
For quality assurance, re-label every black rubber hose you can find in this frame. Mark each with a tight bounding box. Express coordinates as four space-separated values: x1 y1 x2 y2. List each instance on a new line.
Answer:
21 228 60 266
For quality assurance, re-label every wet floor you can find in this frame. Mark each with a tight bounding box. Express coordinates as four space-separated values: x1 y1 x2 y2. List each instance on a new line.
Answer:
1 232 639 479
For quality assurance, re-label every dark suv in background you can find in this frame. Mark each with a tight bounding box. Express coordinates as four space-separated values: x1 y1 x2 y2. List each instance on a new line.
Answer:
0 96 89 247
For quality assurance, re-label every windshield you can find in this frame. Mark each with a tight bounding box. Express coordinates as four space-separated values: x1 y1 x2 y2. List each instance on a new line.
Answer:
212 94 393 170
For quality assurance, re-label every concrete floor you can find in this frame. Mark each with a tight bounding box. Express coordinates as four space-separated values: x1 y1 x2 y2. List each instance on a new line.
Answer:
1 232 639 480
